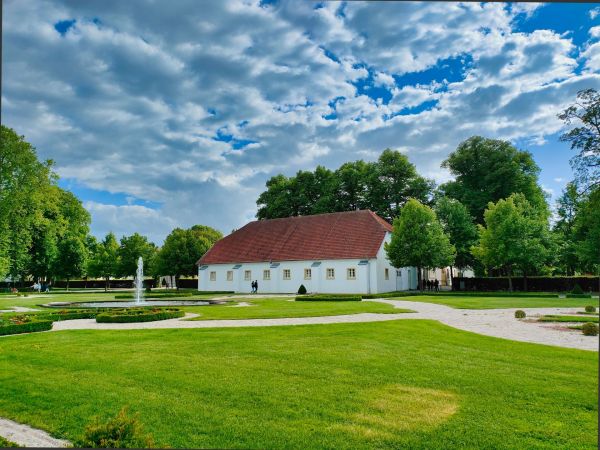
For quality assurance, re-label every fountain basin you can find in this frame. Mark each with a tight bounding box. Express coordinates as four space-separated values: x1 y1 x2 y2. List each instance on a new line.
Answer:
43 300 223 308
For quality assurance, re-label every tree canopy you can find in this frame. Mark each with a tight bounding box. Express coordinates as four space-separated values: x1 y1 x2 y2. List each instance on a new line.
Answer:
385 199 455 290
257 149 433 223
558 88 600 191
440 136 548 223
117 233 158 278
434 197 478 272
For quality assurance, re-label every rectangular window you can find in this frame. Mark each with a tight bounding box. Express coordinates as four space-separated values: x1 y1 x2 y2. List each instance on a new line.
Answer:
244 270 251 281
263 269 271 280
385 268 389 280
210 271 216 281
326 268 335 280
347 268 356 280
283 269 291 280
227 270 233 281
304 268 311 280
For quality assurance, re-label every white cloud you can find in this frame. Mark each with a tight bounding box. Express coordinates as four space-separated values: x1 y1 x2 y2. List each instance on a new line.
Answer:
590 7 600 20
2 0 597 242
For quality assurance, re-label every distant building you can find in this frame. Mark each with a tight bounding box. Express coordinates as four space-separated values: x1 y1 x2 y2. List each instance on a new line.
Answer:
197 210 418 294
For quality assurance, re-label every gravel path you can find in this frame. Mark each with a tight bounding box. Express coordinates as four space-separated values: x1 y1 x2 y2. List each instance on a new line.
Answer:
48 299 599 351
0 418 70 447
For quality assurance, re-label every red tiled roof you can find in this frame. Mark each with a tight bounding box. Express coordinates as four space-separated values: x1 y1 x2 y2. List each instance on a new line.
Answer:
198 210 392 265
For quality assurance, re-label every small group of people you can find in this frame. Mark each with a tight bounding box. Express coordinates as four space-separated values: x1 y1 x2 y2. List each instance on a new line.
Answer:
250 280 259 293
425 279 439 292
30 282 51 293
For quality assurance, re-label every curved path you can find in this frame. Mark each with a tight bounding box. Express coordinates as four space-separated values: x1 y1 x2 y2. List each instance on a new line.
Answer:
49 299 599 351
0 418 70 447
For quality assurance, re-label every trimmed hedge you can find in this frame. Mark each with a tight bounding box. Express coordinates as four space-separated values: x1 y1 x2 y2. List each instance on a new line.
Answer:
0 319 53 336
96 308 184 323
515 310 526 319
115 292 195 299
296 294 362 302
582 322 599 336
585 305 597 313
566 293 592 298
196 290 235 295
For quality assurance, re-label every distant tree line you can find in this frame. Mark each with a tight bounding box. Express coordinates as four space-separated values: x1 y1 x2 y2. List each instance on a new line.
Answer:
256 89 600 290
0 125 222 289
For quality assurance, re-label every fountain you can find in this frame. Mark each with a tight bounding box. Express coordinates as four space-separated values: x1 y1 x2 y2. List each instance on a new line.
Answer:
135 256 144 304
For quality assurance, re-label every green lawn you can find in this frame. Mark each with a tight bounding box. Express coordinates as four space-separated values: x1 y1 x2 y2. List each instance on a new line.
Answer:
0 436 18 447
185 297 408 320
395 294 600 310
0 321 596 449
538 315 600 323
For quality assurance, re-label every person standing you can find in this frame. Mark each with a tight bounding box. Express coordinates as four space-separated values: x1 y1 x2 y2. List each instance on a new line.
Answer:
254 280 258 294
434 279 439 292
251 280 256 293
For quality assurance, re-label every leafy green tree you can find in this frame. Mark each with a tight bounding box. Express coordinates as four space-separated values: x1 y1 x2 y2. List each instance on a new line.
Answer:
0 125 55 281
472 194 552 291
385 199 455 290
117 233 157 278
53 235 87 290
441 136 548 223
553 182 582 275
558 89 600 191
87 233 120 291
573 187 600 293
434 197 479 283
155 225 222 287
333 160 372 211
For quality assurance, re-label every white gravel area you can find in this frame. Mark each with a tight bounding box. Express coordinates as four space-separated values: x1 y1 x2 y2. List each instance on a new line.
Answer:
228 302 254 307
0 417 70 447
47 299 599 351
0 306 41 313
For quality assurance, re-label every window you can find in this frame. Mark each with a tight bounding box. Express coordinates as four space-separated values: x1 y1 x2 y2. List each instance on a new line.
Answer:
227 271 233 281
263 269 271 280
283 269 291 280
209 271 216 281
347 268 356 280
304 268 312 280
385 268 389 280
326 268 335 280
244 270 251 281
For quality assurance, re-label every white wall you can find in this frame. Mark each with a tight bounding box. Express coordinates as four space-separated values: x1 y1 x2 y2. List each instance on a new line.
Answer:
198 232 417 294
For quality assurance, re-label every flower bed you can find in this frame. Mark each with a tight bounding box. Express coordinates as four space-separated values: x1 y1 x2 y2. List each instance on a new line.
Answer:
0 315 53 336
96 308 185 323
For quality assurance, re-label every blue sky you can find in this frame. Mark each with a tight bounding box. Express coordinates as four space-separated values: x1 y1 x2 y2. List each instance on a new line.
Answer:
3 1 600 243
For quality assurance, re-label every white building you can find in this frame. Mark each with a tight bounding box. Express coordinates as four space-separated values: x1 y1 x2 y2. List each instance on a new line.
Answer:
197 210 418 294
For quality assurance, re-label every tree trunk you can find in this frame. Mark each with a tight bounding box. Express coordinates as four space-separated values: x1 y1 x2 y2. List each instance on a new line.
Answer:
417 266 422 292
175 275 180 291
105 277 109 292
507 267 513 292
66 278 70 291
523 272 528 292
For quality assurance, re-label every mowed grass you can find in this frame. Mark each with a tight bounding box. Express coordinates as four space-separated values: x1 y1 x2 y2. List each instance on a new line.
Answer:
0 321 597 449
185 297 408 320
397 294 600 310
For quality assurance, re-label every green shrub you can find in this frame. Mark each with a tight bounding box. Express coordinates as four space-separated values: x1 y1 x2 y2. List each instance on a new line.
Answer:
96 308 184 323
296 294 362 302
78 407 155 448
0 436 18 447
582 322 599 336
514 310 526 319
571 284 584 295
566 293 592 298
0 319 53 336
297 284 307 295
196 290 235 294
585 305 597 313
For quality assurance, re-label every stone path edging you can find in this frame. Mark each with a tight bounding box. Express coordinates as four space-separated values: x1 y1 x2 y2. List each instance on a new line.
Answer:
0 417 70 448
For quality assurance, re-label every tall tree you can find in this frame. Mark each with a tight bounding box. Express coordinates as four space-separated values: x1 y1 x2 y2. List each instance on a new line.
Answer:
385 199 455 291
440 136 548 223
87 232 120 291
434 197 479 283
558 88 600 191
53 235 87 290
0 126 55 281
553 182 582 275
155 225 222 287
573 187 600 294
333 160 373 211
117 233 157 278
472 194 552 291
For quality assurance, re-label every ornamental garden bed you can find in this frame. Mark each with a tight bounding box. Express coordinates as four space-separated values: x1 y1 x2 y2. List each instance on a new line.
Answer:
538 315 599 323
95 308 184 323
0 315 53 336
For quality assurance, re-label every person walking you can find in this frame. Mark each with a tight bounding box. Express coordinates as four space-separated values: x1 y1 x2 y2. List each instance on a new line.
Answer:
434 279 439 292
254 280 259 294
251 280 255 293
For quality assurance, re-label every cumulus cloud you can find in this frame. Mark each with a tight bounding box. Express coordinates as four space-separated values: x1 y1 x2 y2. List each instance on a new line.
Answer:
2 0 599 242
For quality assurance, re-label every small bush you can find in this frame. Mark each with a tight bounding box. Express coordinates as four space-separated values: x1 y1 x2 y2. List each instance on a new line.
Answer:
566 293 592 298
297 284 307 295
296 294 361 302
78 407 155 448
582 322 599 336
571 284 584 295
96 308 184 323
585 305 597 313
514 310 526 319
